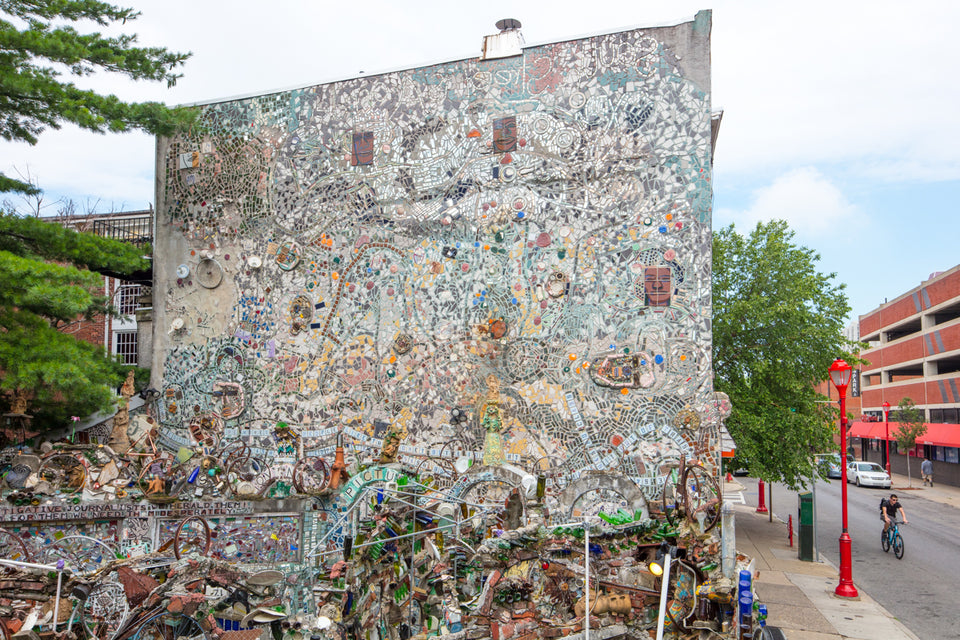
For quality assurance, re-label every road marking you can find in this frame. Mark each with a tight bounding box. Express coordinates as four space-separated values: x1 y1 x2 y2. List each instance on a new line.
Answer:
725 491 745 505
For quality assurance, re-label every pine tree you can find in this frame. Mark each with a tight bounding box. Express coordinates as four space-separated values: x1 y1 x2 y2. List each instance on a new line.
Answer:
1 0 194 194
0 210 149 432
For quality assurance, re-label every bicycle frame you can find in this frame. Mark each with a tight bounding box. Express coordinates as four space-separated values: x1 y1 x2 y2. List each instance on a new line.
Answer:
886 522 899 543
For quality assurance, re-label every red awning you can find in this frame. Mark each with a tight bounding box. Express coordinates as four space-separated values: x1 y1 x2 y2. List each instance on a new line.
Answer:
848 421 886 439
916 423 960 448
850 421 960 448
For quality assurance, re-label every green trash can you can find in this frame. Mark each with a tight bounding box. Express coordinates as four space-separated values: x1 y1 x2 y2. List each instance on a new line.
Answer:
798 491 814 561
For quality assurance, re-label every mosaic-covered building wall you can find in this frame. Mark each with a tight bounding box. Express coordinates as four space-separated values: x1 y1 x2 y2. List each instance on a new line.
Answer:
0 13 749 640
154 13 717 508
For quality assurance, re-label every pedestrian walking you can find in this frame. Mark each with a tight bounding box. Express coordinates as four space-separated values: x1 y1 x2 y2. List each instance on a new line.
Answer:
921 457 933 486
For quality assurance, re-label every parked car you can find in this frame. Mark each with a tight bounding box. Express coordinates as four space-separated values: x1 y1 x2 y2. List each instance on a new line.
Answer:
815 454 842 479
846 461 891 488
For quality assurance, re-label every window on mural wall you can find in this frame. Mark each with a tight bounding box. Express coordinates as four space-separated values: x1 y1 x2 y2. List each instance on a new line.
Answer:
118 284 142 316
114 331 138 365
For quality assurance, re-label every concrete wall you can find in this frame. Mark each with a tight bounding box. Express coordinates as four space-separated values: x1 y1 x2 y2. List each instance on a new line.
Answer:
153 12 716 503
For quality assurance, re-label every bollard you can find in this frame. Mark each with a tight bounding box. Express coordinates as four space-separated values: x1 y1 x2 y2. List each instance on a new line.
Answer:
721 503 736 580
756 479 768 514
787 515 793 548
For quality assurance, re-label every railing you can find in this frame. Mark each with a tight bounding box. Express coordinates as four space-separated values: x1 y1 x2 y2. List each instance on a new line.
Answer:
92 214 153 246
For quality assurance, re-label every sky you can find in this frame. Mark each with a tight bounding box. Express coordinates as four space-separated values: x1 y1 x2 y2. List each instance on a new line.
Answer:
3 0 959 324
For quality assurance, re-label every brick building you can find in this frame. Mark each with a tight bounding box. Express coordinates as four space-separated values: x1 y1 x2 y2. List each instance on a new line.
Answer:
58 210 154 367
849 264 960 485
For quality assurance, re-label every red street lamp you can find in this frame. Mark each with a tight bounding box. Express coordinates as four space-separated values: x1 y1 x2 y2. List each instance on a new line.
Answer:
829 358 859 599
882 401 891 476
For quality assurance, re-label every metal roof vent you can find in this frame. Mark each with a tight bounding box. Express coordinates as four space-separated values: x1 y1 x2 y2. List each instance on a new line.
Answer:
482 18 524 60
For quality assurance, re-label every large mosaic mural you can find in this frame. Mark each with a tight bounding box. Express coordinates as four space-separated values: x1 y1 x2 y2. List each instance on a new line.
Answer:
154 16 719 506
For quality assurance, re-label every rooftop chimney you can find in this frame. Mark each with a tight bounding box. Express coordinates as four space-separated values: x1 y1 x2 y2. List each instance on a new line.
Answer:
482 19 524 60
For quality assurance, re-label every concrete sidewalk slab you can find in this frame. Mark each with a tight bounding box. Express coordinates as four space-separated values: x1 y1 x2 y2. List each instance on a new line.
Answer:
731 501 921 640
786 573 918 640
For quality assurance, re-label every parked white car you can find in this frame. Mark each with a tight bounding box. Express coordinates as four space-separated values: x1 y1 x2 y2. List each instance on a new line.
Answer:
846 461 891 488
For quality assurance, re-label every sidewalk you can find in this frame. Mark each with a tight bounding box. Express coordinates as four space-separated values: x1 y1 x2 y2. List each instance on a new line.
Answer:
725 479 920 640
887 470 960 508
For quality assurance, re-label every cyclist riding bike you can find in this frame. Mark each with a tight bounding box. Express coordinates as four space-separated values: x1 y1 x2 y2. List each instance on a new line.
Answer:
882 493 908 533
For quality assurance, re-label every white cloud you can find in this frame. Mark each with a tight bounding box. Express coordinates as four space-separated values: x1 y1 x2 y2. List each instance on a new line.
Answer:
715 167 864 236
4 0 960 207
710 1 960 182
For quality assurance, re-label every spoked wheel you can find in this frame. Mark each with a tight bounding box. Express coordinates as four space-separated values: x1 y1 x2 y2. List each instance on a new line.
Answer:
881 529 890 553
38 453 88 494
131 613 208 640
0 528 32 566
227 456 269 498
41 535 119 575
660 467 681 526
81 580 130 640
292 457 330 496
893 533 904 559
682 465 721 533
173 517 212 560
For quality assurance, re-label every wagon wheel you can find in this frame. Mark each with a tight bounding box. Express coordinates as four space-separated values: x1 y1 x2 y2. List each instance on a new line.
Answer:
0 528 32 567
293 457 330 495
682 465 721 533
38 453 87 494
41 535 119 575
541 566 581 619
173 517 212 560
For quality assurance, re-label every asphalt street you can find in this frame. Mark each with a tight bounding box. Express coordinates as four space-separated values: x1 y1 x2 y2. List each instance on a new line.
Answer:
740 476 960 640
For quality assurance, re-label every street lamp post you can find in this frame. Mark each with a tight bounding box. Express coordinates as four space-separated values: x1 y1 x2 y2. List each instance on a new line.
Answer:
829 358 859 599
882 401 891 476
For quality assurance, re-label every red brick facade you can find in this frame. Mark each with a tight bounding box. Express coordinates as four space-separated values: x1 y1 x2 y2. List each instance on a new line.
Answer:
859 265 960 419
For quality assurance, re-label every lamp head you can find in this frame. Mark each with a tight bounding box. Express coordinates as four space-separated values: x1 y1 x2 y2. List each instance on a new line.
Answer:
828 358 852 396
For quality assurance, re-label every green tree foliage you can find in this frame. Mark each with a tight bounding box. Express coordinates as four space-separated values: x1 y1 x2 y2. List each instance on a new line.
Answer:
893 397 927 487
0 210 149 430
1 0 194 193
713 220 855 488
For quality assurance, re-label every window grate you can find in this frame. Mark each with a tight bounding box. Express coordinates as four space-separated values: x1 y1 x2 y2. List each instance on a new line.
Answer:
114 331 138 365
118 284 142 316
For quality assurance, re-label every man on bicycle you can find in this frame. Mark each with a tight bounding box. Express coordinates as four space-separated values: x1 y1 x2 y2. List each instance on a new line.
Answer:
882 494 908 533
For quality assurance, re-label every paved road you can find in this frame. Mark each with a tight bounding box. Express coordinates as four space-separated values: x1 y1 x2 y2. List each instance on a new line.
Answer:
740 476 960 640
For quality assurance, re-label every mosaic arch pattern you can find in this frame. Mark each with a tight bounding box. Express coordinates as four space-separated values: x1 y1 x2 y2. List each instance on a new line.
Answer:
155 19 716 500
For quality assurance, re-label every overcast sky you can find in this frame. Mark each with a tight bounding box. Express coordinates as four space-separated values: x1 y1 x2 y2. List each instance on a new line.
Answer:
3 0 959 323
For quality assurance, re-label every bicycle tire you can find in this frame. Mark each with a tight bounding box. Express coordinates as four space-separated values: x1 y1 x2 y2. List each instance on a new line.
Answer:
131 612 208 640
881 528 890 552
893 533 904 559
682 464 721 533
